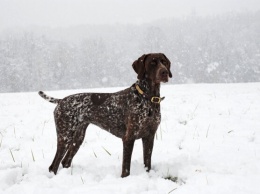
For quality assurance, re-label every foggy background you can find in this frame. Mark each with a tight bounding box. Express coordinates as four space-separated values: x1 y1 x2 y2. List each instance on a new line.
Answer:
0 0 260 92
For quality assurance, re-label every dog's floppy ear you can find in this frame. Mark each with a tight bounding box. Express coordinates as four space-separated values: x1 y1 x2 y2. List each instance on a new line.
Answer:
162 53 172 78
132 54 148 79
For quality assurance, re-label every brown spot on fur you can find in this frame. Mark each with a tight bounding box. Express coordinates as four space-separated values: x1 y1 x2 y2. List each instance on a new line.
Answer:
91 93 109 106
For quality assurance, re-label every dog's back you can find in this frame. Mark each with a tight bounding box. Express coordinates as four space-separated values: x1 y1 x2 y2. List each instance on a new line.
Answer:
53 89 132 138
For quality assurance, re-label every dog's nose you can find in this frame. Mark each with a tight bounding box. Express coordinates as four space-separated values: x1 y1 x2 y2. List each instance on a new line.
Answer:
160 69 169 77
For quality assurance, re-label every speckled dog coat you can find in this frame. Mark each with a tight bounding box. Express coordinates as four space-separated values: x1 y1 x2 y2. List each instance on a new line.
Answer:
39 53 172 177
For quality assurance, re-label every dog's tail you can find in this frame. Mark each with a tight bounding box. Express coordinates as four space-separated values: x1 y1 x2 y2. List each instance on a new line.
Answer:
38 91 61 104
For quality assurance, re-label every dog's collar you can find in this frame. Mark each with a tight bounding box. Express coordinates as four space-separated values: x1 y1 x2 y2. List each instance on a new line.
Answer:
135 84 165 104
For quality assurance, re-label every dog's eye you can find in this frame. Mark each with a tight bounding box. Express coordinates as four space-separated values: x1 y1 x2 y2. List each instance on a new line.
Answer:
161 60 169 68
161 60 167 65
151 61 157 66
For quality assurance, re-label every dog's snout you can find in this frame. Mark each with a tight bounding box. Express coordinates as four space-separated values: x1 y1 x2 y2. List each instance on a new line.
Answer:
160 68 169 77
158 67 169 83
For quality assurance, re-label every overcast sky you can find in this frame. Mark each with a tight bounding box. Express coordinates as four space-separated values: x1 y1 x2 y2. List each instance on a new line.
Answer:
1 0 260 30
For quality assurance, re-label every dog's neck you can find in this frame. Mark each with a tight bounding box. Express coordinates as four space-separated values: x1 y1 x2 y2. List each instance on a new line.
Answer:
136 78 161 97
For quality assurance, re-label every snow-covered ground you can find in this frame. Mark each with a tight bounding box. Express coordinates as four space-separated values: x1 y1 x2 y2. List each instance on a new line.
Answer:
0 83 260 194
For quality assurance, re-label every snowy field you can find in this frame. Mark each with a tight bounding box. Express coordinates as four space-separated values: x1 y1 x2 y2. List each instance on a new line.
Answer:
0 83 260 194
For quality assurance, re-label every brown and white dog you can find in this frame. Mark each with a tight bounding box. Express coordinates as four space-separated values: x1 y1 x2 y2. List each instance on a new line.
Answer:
39 53 172 177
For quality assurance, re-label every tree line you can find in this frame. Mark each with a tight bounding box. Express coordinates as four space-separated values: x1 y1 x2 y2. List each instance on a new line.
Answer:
0 11 259 92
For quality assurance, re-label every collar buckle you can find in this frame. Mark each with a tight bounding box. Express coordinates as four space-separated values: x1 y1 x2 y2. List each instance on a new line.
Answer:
151 96 161 104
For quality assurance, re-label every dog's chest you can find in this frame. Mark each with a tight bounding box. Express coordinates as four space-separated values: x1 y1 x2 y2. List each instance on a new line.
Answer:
127 97 161 138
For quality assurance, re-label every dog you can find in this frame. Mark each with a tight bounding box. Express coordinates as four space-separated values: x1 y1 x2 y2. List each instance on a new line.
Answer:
39 53 172 177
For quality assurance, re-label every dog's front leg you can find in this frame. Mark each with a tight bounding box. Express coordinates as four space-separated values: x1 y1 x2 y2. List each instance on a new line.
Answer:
121 138 135 178
142 134 155 172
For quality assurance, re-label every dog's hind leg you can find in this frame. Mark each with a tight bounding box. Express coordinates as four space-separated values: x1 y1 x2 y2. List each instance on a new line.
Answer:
61 123 89 168
49 135 69 174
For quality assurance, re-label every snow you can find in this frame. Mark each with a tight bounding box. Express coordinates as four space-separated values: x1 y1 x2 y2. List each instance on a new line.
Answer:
0 83 260 194
207 62 219 73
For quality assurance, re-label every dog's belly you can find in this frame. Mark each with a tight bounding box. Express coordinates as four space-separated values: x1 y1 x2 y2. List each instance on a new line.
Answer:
90 119 126 138
86 108 127 138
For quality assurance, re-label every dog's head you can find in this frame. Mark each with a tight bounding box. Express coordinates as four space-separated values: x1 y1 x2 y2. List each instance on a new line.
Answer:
132 53 172 83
